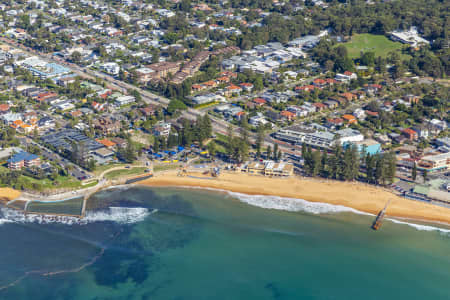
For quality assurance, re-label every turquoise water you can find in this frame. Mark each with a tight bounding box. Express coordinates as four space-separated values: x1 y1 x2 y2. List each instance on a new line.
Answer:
1 186 450 299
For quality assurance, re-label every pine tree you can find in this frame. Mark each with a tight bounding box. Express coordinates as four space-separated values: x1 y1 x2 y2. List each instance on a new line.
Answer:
365 154 375 183
256 125 264 158
226 124 234 158
375 154 384 185
350 145 360 180
312 150 321 177
412 162 417 181
207 141 216 158
266 145 272 160
422 169 428 182
343 147 353 181
385 152 396 184
321 151 328 178
273 144 279 161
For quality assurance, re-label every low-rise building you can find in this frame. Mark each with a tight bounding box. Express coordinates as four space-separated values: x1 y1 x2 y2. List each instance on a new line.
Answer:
417 152 450 172
115 95 136 106
245 160 294 177
7 151 41 170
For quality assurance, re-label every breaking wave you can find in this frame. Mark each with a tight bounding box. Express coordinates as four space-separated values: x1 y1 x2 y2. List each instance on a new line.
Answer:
84 207 152 224
227 191 372 215
387 218 450 234
0 207 153 226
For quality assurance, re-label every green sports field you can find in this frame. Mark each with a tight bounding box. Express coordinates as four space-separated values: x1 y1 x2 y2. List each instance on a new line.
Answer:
342 34 409 59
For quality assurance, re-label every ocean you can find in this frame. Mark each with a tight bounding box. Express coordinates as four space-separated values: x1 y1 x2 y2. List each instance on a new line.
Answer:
0 186 450 300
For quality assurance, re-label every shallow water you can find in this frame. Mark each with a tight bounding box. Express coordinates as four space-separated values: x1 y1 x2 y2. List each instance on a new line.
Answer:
1 186 450 299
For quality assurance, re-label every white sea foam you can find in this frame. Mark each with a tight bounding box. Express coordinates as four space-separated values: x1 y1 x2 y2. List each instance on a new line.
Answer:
103 184 134 192
84 207 152 224
0 207 153 226
387 218 450 234
226 191 372 216
0 218 13 225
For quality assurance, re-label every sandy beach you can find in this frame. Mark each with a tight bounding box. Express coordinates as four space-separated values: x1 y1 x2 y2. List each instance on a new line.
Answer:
0 188 21 202
140 171 450 225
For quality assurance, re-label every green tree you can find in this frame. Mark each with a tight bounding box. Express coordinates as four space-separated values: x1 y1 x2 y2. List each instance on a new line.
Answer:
207 141 216 158
266 145 272 160
273 144 278 161
422 169 428 182
256 125 264 158
412 163 417 181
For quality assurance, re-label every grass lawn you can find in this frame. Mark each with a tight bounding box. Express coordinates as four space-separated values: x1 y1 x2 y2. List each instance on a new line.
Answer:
153 164 181 173
342 34 410 60
104 167 147 179
93 163 126 176
17 174 83 191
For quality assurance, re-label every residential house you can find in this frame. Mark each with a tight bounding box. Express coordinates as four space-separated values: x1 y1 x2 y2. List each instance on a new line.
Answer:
342 114 357 125
93 117 121 135
402 128 418 141
280 110 296 121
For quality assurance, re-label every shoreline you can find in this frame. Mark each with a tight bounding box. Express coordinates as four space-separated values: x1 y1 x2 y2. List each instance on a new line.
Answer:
2 170 450 229
138 171 450 227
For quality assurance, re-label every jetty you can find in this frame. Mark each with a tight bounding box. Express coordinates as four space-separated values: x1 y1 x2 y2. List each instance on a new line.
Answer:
372 199 392 230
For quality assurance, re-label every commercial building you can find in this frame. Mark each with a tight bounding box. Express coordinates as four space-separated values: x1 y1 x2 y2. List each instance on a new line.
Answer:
417 152 450 172
245 160 294 177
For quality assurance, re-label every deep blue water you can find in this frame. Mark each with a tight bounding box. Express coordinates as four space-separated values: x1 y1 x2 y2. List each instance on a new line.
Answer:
0 186 450 299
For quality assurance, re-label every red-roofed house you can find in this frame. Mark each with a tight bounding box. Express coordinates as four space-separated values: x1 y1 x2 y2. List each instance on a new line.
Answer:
313 103 326 112
96 138 116 148
402 128 418 141
365 110 379 117
342 114 357 124
70 110 83 118
252 98 267 107
341 92 357 101
224 85 242 97
98 90 112 100
216 76 230 84
36 92 58 102
327 118 344 127
295 85 316 92
92 101 106 112
0 104 10 113
313 78 326 88
240 83 254 92
280 110 296 121
202 80 217 88
326 78 338 85
192 84 205 92
234 111 246 121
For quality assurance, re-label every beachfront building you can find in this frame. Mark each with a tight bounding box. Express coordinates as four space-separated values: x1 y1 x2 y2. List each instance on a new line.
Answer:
7 151 41 170
245 160 294 177
417 152 450 172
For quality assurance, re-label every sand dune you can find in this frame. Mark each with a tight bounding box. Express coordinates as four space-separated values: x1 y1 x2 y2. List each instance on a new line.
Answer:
141 171 450 225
